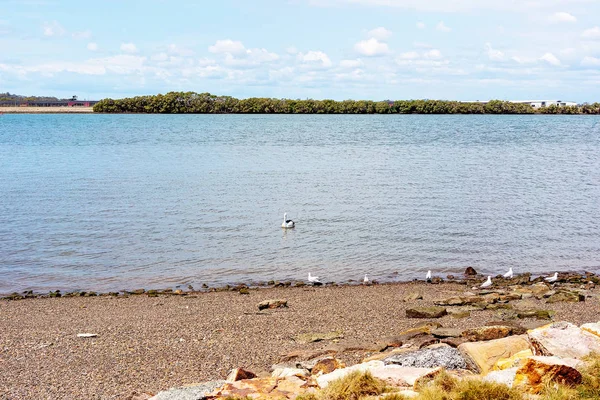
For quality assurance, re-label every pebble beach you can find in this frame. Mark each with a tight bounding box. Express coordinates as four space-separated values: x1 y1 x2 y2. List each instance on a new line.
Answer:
2 275 600 399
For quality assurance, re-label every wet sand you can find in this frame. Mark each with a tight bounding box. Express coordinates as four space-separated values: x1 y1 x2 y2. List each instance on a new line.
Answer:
1 282 599 399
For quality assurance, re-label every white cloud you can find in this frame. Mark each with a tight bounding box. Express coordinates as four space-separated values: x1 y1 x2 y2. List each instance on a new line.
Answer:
42 21 65 37
339 59 363 68
120 43 138 53
581 56 600 66
286 46 299 54
436 21 451 32
398 51 420 60
299 50 332 68
367 27 392 40
88 55 146 74
549 12 577 23
485 43 504 61
167 44 194 57
208 39 246 55
540 52 561 66
424 49 443 59
416 22 426 29
87 42 98 51
72 30 92 39
582 26 600 39
354 38 390 56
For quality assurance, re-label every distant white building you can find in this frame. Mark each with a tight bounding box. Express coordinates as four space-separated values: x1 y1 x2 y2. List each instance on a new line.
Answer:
509 100 578 108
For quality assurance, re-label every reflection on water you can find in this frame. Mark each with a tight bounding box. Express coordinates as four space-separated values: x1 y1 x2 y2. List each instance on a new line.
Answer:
0 114 599 293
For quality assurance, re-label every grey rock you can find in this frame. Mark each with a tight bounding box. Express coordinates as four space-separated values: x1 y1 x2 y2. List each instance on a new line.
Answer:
384 346 467 370
150 380 226 400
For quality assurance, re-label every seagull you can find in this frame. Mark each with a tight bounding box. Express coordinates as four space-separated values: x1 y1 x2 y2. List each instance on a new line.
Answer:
545 272 558 283
503 268 514 279
281 213 295 229
480 276 492 288
308 272 321 284
363 274 369 284
425 270 432 282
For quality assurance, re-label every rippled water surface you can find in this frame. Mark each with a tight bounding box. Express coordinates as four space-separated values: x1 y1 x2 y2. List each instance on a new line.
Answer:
1 114 599 294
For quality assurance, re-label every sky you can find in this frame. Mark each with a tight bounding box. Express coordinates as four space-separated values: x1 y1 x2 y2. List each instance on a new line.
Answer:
2 0 600 101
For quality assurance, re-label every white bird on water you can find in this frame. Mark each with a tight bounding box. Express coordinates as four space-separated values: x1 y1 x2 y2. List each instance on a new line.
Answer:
308 272 321 284
426 270 432 282
545 272 558 283
281 213 295 229
481 276 492 288
363 274 369 284
503 268 514 279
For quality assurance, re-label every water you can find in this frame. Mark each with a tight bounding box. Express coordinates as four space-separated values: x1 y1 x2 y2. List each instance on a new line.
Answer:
1 114 599 294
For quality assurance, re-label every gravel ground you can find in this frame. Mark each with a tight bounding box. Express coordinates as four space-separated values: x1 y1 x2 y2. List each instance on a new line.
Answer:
1 282 599 399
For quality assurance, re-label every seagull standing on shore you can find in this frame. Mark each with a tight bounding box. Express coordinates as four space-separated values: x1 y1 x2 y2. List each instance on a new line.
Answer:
503 268 514 279
481 276 492 288
545 272 558 283
363 274 369 284
308 272 321 285
426 270 432 282
281 213 295 229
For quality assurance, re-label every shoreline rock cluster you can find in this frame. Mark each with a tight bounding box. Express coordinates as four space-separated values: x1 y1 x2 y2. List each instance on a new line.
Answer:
148 320 600 399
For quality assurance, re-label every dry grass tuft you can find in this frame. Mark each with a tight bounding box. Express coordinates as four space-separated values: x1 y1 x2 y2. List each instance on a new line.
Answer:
317 371 387 400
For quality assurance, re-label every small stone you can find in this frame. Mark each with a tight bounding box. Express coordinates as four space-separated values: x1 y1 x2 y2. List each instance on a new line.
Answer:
131 289 145 295
294 331 343 343
257 299 288 311
403 292 423 302
226 368 257 382
465 267 477 275
311 358 345 375
546 291 585 303
516 309 554 320
77 333 97 338
406 306 447 319
431 328 462 338
239 288 250 295
461 325 525 342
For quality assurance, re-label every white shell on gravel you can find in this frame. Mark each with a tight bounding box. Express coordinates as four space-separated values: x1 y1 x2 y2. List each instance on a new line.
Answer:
77 333 98 338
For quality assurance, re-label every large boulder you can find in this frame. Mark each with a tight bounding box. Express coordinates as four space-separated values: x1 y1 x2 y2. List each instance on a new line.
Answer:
406 306 447 319
546 291 585 303
513 356 583 394
385 345 467 370
213 376 311 399
494 349 534 370
458 335 532 374
528 321 600 359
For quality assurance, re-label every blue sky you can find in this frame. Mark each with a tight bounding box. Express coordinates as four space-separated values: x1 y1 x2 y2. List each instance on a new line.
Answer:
2 0 600 101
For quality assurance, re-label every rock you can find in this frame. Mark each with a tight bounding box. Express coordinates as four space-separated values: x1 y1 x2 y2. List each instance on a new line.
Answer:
431 328 462 338
581 322 600 338
516 309 554 320
514 356 583 394
294 331 343 343
239 288 250 295
226 368 257 382
465 267 477 275
397 323 441 340
311 358 345 375
405 334 438 349
441 337 469 348
150 380 226 400
403 292 423 302
214 376 310 399
430 277 443 284
458 335 532 374
385 346 467 370
271 368 310 379
406 306 447 319
316 360 385 388
131 289 145 295
528 321 600 359
546 291 585 303
77 333 98 338
483 367 518 388
461 325 525 342
494 349 534 370
258 299 288 311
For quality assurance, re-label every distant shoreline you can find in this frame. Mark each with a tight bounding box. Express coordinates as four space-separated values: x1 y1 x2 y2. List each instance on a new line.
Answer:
0 106 94 113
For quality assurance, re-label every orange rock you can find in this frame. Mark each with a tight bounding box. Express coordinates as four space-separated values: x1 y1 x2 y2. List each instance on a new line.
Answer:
514 356 582 393
226 368 257 382
311 358 345 375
